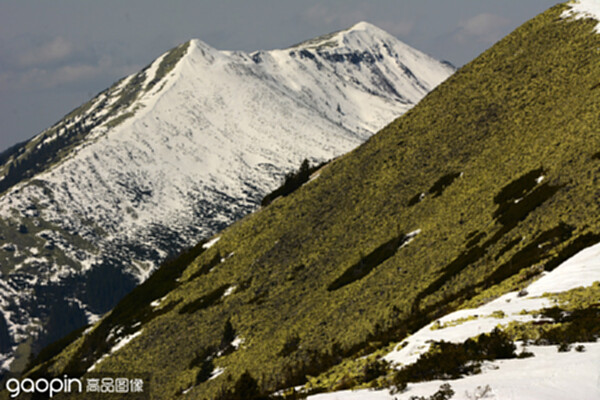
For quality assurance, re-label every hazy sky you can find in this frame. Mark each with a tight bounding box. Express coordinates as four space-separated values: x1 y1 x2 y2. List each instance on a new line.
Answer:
0 1 560 152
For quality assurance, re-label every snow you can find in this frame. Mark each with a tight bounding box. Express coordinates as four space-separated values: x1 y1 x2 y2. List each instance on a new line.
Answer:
231 336 244 349
150 295 168 308
202 236 221 250
223 285 236 297
209 367 225 381
1 356 15 372
309 343 600 400
400 229 421 249
562 0 600 33
110 330 144 354
526 239 600 295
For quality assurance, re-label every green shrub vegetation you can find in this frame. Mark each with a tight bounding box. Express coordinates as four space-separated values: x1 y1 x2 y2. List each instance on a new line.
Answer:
501 283 600 345
391 328 515 389
145 41 190 91
407 383 455 400
22 3 600 399
430 315 479 330
303 343 397 393
261 159 327 207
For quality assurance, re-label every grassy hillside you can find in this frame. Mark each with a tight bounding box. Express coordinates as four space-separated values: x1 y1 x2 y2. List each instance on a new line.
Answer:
22 3 600 399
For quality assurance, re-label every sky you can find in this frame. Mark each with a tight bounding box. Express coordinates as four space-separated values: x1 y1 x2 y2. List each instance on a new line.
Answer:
0 1 560 153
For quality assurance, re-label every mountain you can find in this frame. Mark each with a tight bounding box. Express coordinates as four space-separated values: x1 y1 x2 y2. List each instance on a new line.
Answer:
18 2 600 399
0 23 453 372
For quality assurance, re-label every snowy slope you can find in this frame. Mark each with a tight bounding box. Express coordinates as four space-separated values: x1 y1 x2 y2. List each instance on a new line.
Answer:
0 22 453 370
310 345 600 400
307 241 600 400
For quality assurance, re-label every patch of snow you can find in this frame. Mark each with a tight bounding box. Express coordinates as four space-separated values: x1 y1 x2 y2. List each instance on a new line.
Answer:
22 256 48 265
563 0 600 33
131 260 153 283
525 239 600 296
1 356 15 372
223 286 236 297
1 243 17 253
87 354 108 373
49 264 75 283
202 236 221 249
231 336 244 349
88 330 143 372
110 330 143 354
400 229 421 249
85 311 101 325
150 295 168 308
209 367 225 381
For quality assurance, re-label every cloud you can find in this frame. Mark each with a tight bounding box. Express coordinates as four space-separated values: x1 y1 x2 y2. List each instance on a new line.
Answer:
453 13 510 44
16 37 74 67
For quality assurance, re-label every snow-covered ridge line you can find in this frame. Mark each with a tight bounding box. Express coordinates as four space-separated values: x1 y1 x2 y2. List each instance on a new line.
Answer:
562 0 600 33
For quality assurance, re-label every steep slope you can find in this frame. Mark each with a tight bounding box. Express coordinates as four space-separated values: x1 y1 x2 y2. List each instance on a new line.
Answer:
21 2 600 399
0 22 453 369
